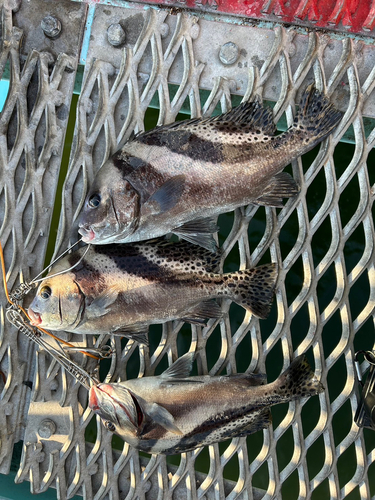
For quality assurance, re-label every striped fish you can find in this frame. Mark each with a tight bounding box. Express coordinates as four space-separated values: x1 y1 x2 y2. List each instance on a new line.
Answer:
28 239 277 343
88 352 324 454
78 86 342 250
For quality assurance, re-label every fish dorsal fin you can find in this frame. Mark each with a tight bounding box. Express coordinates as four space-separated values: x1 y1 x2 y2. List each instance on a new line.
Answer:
161 352 194 379
211 99 276 135
130 101 276 163
174 217 219 252
254 172 299 207
146 402 183 435
235 407 272 437
243 372 267 386
134 100 276 138
182 300 222 325
143 175 185 214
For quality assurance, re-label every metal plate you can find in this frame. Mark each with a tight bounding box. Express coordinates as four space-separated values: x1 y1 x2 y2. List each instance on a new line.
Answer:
0 0 86 475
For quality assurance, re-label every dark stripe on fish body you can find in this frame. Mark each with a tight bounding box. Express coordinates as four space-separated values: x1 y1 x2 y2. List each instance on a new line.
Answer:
136 130 225 164
67 255 102 282
112 152 140 177
112 151 166 194
93 244 167 278
93 242 221 279
67 255 108 296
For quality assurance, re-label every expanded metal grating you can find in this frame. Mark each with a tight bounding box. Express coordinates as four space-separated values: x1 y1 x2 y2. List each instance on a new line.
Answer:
1 0 375 498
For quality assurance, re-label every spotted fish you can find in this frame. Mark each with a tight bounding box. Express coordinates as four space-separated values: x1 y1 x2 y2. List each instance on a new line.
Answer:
78 85 342 250
27 239 277 343
88 352 324 454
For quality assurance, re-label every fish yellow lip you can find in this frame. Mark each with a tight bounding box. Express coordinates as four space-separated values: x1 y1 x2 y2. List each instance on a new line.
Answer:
28 308 42 326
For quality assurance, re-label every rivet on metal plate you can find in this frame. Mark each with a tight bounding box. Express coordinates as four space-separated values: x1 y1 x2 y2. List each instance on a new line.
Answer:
41 15 62 39
107 23 126 47
38 419 57 439
219 41 240 65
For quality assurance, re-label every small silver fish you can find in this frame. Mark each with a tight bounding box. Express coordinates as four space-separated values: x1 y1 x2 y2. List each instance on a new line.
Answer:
27 239 277 343
78 86 342 250
88 352 324 454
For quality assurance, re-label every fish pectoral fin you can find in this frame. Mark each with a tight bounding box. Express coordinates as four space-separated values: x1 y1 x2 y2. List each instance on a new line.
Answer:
112 324 149 345
161 352 194 379
253 172 299 207
144 175 186 214
86 287 118 318
147 402 183 435
174 217 219 252
182 300 222 325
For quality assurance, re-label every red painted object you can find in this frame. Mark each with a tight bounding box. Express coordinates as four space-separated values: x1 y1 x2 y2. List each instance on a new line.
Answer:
134 0 375 35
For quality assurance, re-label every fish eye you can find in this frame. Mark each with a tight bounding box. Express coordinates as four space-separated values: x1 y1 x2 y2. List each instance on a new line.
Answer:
40 286 52 299
88 193 101 208
104 420 116 432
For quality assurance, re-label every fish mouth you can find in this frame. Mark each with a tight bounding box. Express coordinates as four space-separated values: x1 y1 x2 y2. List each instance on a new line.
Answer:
89 386 100 411
78 225 96 243
28 308 42 326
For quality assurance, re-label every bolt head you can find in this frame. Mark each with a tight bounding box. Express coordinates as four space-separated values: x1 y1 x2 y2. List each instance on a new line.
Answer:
41 15 62 39
219 42 240 66
38 419 56 439
107 23 126 47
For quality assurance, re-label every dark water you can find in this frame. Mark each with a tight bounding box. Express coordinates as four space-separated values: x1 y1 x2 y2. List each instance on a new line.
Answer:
43 97 375 498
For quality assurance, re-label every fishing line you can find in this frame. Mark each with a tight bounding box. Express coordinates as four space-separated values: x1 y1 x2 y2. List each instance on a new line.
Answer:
30 242 91 285
0 241 99 360
30 238 83 283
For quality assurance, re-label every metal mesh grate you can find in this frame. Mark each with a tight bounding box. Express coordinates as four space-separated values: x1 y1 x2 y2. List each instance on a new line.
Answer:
1 1 375 498
0 0 86 475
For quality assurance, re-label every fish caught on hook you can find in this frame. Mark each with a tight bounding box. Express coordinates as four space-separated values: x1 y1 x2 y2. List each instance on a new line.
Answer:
0 240 103 362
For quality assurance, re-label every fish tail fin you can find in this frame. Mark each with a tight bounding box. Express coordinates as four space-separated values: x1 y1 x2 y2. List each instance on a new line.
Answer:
222 263 277 319
275 355 325 401
291 85 342 150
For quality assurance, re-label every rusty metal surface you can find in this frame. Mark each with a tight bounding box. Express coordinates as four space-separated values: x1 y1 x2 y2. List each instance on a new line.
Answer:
1 0 375 498
0 0 86 474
